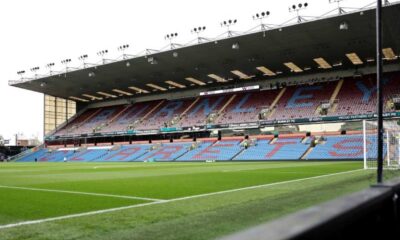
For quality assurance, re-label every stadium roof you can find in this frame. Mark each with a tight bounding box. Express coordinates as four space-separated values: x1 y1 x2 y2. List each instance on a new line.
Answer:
9 2 400 102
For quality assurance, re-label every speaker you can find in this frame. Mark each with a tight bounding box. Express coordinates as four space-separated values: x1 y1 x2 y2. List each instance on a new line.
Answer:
306 132 311 137
149 139 152 144
169 136 173 143
218 130 222 141
341 130 346 135
245 135 249 140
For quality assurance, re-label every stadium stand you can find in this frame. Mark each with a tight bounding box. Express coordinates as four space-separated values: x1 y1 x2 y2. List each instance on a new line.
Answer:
17 132 384 162
306 134 380 160
17 149 47 162
216 91 280 124
328 77 377 116
98 145 150 161
175 95 227 127
269 82 336 120
101 100 162 133
55 108 99 136
236 136 309 160
68 147 112 162
178 140 243 161
137 142 193 161
135 99 194 130
38 149 76 162
49 73 400 137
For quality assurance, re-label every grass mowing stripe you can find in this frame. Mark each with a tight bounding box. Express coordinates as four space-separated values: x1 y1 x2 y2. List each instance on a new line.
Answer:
0 185 163 202
0 201 160 230
0 168 362 231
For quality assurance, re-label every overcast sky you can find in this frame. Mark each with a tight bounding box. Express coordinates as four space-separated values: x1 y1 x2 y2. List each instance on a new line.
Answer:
0 0 377 143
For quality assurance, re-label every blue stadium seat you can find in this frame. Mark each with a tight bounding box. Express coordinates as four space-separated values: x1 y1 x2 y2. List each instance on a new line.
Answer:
306 134 384 160
137 143 192 161
95 145 150 162
178 140 243 161
235 138 309 160
17 149 48 162
38 150 76 162
69 149 111 162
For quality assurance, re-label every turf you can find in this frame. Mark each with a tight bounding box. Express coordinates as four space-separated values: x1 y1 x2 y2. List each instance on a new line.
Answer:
0 161 373 240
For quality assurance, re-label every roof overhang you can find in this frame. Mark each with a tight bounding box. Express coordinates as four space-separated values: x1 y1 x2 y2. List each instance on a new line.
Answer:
10 3 400 101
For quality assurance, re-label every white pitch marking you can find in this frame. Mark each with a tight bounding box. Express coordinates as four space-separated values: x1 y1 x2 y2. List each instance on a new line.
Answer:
0 185 163 202
0 169 363 230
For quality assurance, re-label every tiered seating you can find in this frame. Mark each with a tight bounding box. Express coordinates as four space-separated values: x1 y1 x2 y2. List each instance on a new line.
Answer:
178 95 227 127
102 100 163 133
55 108 98 136
137 142 192 161
97 145 150 161
17 149 48 162
68 148 111 162
216 91 279 124
270 82 336 120
51 72 400 137
38 149 76 162
178 140 243 161
235 137 309 160
135 99 194 130
18 131 389 162
383 73 400 110
306 135 380 160
70 106 126 135
329 77 376 116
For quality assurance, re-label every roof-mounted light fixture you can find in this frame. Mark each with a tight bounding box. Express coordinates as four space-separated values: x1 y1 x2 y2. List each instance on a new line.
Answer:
45 63 55 74
146 83 167 91
289 2 309 23
284 62 303 72
185 77 206 86
69 96 89 102
208 74 228 82
30 66 40 79
382 48 397 60
346 52 363 65
191 26 207 43
232 42 240 50
147 56 158 65
112 89 133 96
78 54 88 67
256 66 276 76
165 33 179 49
17 70 26 79
61 59 72 73
117 44 130 60
339 21 349 30
165 80 186 89
97 49 108 64
313 57 332 69
252 11 271 34
329 0 346 15
129 86 150 94
220 19 238 37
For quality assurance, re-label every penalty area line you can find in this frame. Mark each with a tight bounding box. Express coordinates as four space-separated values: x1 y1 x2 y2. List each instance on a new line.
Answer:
0 169 363 230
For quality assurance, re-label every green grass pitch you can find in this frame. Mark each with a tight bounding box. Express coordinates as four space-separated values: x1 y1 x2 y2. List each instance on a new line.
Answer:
0 161 374 240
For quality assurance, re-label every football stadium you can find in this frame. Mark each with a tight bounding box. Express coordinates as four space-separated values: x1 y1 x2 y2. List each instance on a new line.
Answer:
1 0 400 239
